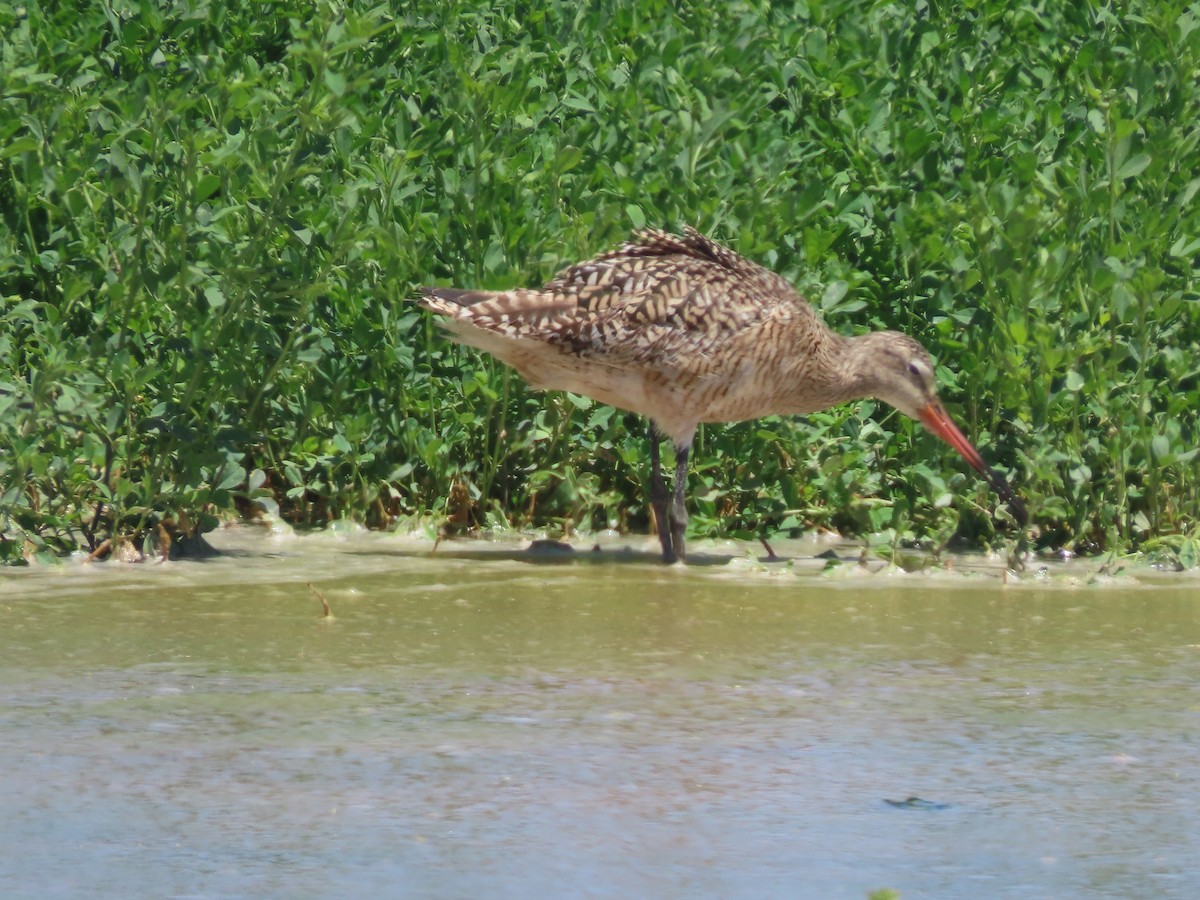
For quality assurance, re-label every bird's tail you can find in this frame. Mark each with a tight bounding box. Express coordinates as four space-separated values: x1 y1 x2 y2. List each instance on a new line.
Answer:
419 287 493 308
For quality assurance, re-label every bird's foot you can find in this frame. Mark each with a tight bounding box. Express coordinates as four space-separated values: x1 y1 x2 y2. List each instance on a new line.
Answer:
669 524 687 564
657 531 687 565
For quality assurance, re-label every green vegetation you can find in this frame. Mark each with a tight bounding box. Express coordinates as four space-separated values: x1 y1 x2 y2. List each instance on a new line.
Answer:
2 0 1198 564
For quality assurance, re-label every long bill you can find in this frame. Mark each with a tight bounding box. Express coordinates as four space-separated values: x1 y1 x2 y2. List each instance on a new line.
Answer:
917 400 1028 525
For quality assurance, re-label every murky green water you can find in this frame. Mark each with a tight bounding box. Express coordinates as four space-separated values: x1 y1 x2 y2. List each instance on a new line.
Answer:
3 529 1199 898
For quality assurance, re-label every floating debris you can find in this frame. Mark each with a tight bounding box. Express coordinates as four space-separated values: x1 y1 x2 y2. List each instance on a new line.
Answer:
307 583 332 618
884 796 950 811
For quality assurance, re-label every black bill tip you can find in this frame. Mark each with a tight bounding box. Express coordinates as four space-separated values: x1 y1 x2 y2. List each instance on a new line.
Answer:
986 467 1028 526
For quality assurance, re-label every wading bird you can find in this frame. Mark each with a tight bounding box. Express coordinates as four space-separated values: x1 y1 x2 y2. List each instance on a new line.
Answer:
420 227 1026 563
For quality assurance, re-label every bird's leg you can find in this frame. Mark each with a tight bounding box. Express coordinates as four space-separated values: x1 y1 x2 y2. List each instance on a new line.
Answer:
648 425 675 563
670 443 690 564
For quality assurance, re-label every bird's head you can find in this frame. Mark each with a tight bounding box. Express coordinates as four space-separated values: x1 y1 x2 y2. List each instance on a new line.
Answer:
849 331 1027 525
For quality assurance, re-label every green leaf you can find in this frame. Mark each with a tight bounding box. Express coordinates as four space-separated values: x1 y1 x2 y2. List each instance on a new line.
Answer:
0 136 39 158
1150 434 1170 461
483 241 505 273
561 95 595 112
215 464 246 492
820 281 849 311
1116 153 1151 179
324 70 346 96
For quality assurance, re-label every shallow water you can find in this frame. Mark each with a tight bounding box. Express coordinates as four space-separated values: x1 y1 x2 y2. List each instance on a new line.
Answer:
3 529 1199 898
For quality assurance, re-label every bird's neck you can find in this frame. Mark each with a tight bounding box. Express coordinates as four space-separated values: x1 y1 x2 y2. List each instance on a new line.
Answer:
822 329 918 412
775 328 866 414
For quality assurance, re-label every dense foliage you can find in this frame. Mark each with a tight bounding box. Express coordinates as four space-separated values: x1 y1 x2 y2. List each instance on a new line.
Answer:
2 0 1198 564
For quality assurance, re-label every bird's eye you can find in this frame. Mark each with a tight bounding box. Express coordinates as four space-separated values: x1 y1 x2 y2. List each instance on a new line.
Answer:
907 361 922 377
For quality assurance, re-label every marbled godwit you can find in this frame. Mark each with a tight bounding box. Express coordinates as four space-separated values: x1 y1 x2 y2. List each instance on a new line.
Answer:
421 227 1026 562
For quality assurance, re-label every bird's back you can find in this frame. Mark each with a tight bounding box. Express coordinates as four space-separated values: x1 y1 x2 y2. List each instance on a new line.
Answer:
423 227 819 370
420 228 837 443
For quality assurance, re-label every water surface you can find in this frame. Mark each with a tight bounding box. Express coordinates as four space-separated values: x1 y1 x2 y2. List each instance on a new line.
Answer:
3 530 1199 898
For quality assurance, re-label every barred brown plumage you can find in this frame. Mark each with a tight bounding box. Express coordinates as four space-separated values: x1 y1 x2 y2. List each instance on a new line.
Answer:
420 227 1026 563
